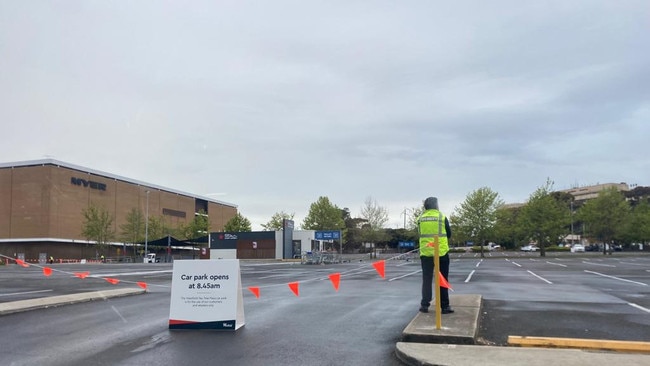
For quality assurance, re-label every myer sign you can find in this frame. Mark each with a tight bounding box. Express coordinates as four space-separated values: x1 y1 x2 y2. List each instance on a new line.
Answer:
70 177 106 191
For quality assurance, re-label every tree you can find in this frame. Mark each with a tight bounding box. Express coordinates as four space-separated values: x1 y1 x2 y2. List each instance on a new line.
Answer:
519 179 568 257
625 200 650 246
302 196 345 231
342 207 366 253
120 208 145 257
407 206 424 231
147 215 170 241
180 209 210 239
451 187 503 257
493 206 525 250
360 197 389 229
577 187 630 254
261 211 295 231
224 212 252 232
81 204 115 257
358 197 390 256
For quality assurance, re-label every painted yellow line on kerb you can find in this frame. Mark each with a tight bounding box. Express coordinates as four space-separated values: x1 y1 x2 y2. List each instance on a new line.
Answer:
508 336 650 354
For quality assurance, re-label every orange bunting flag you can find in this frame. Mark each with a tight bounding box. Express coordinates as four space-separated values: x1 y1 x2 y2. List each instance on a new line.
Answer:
104 277 120 285
16 259 29 267
288 282 300 297
248 286 261 299
43 267 53 277
74 272 90 279
137 282 148 290
372 260 386 279
439 273 452 290
328 273 341 291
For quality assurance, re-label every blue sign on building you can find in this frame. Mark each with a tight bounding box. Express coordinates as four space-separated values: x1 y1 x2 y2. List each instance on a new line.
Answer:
315 230 341 240
399 241 415 248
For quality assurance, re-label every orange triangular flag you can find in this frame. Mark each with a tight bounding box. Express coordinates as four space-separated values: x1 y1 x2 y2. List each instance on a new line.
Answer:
439 273 452 290
248 286 260 299
16 259 29 267
372 260 386 278
288 282 300 297
43 267 53 277
137 282 148 290
328 273 341 291
74 271 90 279
104 277 120 285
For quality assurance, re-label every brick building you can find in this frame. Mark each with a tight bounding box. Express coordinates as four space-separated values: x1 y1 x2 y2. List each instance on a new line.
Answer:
0 159 237 262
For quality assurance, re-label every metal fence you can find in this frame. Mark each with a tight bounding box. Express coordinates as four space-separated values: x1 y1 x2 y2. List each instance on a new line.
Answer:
300 251 341 264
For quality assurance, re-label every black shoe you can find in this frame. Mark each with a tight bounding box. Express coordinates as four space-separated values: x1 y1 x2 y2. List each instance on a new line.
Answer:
419 306 429 313
441 307 454 314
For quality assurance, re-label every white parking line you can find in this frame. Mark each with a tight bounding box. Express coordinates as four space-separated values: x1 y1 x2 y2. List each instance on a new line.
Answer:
389 270 421 282
88 270 173 277
111 305 128 323
0 289 53 297
475 260 482 268
527 270 553 284
464 270 475 283
546 261 567 267
619 262 647 267
584 270 648 286
506 259 522 268
628 303 650 313
582 261 615 268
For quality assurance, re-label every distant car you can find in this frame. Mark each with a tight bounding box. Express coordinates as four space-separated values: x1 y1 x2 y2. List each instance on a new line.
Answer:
585 244 599 252
520 245 538 252
571 244 585 253
487 243 501 251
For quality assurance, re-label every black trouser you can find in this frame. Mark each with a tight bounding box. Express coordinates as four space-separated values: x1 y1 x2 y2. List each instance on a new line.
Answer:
420 254 450 309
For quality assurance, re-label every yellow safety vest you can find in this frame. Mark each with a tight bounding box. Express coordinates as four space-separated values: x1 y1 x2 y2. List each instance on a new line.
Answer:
418 209 449 257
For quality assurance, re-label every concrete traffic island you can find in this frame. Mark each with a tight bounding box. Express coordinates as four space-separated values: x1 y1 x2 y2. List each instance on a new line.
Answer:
401 294 481 345
0 288 146 315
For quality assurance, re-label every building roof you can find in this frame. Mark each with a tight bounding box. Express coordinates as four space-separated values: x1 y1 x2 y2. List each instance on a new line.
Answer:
559 182 629 201
0 159 237 208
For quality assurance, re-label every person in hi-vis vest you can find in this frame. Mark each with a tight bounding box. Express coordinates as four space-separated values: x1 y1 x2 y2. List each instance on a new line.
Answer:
418 197 454 314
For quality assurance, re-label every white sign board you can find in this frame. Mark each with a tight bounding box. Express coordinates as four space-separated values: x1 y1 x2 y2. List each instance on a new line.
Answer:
169 259 245 330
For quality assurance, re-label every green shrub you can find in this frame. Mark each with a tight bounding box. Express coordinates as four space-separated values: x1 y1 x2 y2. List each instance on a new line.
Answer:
546 246 570 252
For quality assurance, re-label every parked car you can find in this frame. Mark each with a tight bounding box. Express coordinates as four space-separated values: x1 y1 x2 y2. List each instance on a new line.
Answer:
585 244 599 252
571 244 585 253
487 242 501 251
520 245 539 252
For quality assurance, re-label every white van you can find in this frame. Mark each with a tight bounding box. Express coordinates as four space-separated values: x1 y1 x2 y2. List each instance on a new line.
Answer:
144 253 159 263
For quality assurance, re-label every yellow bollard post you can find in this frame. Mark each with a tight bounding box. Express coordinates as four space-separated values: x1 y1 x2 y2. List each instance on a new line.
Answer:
433 235 441 330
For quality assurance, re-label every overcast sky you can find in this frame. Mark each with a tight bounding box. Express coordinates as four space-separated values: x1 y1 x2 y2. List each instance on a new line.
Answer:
1 1 648 230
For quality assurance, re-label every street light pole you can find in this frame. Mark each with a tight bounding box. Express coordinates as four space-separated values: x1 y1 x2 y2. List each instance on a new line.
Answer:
570 200 574 244
401 207 412 229
145 190 150 261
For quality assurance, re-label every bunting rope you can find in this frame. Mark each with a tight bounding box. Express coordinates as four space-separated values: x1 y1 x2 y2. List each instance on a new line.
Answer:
0 248 452 301
0 254 154 290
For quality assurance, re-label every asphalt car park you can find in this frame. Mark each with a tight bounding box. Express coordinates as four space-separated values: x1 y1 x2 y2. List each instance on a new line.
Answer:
1 252 648 365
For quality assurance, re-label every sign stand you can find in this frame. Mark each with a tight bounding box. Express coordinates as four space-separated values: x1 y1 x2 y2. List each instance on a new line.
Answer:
169 259 245 330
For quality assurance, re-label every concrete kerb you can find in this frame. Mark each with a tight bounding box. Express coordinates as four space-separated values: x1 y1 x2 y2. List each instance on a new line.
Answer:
0 288 146 316
396 293 650 366
395 342 650 366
